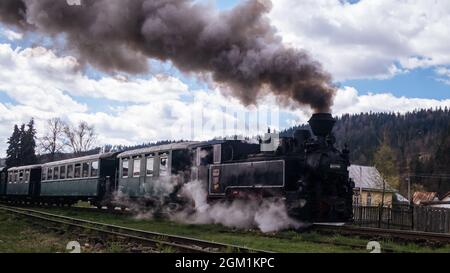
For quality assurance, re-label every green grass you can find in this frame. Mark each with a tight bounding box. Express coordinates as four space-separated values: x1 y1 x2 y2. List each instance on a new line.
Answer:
28 206 450 253
0 211 76 253
0 210 130 253
4 206 450 253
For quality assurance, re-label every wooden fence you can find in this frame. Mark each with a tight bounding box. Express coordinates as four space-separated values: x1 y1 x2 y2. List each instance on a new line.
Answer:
353 205 450 233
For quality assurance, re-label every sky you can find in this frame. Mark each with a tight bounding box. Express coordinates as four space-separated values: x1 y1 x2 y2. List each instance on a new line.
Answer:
0 0 449 156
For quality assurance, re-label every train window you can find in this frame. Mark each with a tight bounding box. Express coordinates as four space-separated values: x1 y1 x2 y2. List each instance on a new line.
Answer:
91 161 99 177
53 166 59 180
19 170 24 182
74 164 81 178
172 150 191 174
159 153 168 177
42 168 47 181
8 173 12 183
14 171 18 183
24 170 30 182
199 147 213 166
146 157 154 177
213 144 221 164
133 158 141 177
195 148 201 166
122 159 129 178
60 166 66 179
47 168 53 180
67 165 74 179
82 162 89 178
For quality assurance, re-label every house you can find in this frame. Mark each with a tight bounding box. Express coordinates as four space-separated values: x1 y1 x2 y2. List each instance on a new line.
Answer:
414 191 450 208
436 192 450 208
412 192 438 205
349 165 396 207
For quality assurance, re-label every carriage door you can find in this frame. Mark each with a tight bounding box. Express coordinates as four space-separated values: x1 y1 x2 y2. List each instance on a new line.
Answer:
132 156 143 196
159 152 170 180
144 154 155 195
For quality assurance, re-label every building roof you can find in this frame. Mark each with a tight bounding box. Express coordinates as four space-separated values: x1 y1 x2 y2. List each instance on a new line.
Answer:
42 152 116 167
394 193 410 203
118 142 198 158
440 191 450 200
349 165 396 192
412 192 438 205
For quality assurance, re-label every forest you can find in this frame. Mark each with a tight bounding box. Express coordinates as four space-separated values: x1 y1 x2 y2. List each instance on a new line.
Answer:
284 108 450 196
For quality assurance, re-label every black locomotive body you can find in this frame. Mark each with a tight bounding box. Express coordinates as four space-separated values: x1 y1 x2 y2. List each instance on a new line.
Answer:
0 113 354 223
193 113 354 222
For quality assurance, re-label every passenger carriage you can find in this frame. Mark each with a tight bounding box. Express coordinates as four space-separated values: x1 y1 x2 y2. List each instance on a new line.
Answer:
0 167 8 198
5 165 41 203
40 153 118 207
117 142 196 205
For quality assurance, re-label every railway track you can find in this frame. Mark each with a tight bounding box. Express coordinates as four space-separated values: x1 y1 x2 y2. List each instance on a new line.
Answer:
313 223 450 246
0 204 270 253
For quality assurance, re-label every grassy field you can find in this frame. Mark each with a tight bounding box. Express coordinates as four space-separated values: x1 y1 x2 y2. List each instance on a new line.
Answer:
0 210 134 253
7 206 446 253
0 210 69 253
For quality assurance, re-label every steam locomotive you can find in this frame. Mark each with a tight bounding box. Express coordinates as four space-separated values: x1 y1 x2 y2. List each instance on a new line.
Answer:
0 113 354 223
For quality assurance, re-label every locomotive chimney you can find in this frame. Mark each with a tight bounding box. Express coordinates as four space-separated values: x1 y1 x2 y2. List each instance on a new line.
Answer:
308 113 336 137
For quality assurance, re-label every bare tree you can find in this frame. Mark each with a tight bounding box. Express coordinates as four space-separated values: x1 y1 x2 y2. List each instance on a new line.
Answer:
64 121 97 154
39 118 67 160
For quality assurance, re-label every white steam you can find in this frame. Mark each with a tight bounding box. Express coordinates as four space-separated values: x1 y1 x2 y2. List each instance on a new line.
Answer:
113 175 183 220
171 180 303 233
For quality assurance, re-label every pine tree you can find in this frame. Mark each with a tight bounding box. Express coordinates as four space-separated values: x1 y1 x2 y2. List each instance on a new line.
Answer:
18 123 26 165
22 119 38 165
5 125 21 168
5 119 38 168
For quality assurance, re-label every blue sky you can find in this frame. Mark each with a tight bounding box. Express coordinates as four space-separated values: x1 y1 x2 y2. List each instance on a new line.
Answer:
0 0 449 155
342 68 450 100
213 0 449 101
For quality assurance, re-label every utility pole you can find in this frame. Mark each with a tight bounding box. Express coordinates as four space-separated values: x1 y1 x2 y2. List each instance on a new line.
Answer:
407 175 411 204
376 165 386 228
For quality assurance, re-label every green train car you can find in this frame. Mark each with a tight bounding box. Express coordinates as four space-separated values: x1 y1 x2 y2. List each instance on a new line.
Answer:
117 142 194 203
40 153 118 207
5 165 41 201
0 167 7 197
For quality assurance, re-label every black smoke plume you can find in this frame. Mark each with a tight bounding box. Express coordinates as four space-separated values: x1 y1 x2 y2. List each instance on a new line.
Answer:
0 0 335 112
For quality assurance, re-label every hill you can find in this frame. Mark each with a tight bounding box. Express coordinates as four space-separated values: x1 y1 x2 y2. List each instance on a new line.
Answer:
284 108 450 195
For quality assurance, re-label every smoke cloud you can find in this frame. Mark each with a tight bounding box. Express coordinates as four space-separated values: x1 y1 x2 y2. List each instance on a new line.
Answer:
0 0 335 112
171 180 302 233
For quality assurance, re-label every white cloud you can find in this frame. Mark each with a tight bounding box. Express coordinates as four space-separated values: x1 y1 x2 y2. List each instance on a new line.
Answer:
435 66 450 85
286 86 450 125
0 42 449 158
0 44 189 105
333 86 450 115
1 29 23 41
270 0 450 81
